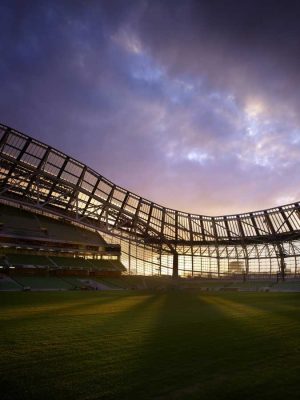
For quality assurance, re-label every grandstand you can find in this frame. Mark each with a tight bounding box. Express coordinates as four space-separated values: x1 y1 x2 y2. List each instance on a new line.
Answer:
0 201 126 286
0 203 108 247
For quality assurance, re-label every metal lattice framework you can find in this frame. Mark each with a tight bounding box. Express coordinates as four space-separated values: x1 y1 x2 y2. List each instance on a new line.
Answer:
1 123 300 278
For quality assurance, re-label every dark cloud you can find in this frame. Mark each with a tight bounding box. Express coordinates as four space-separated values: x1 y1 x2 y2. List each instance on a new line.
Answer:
1 0 300 215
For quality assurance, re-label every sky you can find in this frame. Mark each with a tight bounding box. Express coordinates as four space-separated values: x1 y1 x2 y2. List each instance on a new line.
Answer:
1 0 300 216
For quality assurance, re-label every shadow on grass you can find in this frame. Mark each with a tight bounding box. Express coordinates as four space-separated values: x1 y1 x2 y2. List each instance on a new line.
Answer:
1 292 163 400
2 291 300 400
118 291 300 400
0 291 139 323
219 292 300 324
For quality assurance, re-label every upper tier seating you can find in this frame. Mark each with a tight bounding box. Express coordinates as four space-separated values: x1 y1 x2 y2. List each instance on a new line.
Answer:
0 205 44 238
0 204 105 245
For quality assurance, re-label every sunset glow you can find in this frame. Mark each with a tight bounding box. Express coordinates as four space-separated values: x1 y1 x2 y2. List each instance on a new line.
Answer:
1 1 300 216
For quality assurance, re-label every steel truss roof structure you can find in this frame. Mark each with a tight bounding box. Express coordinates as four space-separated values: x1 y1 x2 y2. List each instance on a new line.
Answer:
1 123 300 278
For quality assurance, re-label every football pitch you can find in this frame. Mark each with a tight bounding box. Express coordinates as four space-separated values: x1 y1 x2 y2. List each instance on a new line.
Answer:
1 291 300 400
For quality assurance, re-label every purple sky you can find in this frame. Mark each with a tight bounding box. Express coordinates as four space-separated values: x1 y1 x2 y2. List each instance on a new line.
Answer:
1 0 300 216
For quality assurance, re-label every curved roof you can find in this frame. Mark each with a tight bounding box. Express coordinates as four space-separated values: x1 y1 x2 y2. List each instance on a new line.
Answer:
1 122 300 250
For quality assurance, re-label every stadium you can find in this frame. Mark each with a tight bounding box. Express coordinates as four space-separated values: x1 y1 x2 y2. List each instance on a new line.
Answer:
1 125 300 399
1 123 300 286
1 1 300 399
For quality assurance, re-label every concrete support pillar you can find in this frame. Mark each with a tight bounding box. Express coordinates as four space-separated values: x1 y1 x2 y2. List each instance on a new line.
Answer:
173 252 178 278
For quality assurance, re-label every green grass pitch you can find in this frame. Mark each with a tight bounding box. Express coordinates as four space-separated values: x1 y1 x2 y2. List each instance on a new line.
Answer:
1 291 300 399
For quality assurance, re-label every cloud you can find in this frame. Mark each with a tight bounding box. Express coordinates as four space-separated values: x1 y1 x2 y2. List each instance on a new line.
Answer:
1 0 300 215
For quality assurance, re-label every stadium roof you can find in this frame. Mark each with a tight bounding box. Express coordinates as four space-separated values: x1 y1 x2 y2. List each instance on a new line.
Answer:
1 122 300 257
